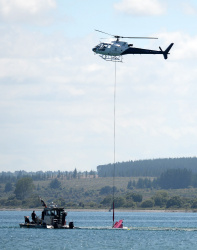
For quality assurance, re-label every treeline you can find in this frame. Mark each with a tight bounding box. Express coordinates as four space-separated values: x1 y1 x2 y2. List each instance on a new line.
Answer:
127 169 197 189
0 169 97 183
101 190 197 210
2 176 197 210
97 157 197 177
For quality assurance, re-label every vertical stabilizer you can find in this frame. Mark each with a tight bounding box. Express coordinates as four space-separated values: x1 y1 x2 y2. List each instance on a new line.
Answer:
160 43 174 59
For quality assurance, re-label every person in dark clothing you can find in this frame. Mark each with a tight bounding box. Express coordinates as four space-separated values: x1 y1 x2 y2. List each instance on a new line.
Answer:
31 211 37 223
62 211 67 226
25 216 30 223
42 211 44 221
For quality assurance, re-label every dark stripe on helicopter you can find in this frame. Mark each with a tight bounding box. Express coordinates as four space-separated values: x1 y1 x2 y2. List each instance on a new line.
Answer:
121 43 174 60
121 47 163 56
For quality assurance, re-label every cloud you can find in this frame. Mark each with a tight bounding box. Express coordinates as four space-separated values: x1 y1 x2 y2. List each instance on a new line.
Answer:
0 0 56 24
1 25 197 171
181 2 197 15
110 30 197 160
114 0 166 16
0 28 115 171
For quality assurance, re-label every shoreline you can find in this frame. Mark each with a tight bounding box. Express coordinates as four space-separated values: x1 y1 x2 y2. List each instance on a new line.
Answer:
0 208 196 213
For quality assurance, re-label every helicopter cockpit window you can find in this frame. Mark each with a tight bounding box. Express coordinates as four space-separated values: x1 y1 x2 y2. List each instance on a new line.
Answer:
99 43 108 51
98 44 103 49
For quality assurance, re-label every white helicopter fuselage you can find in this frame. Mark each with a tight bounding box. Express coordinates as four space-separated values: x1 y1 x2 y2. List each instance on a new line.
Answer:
92 41 129 56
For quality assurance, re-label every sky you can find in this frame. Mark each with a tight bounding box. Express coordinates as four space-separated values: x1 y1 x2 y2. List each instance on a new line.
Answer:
1 0 197 173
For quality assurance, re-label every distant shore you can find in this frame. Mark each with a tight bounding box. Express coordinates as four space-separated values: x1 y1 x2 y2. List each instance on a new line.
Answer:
0 208 196 213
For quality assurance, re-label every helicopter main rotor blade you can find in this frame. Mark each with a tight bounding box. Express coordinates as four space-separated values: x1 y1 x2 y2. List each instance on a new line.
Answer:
95 29 114 36
95 30 158 39
120 36 158 39
95 30 123 38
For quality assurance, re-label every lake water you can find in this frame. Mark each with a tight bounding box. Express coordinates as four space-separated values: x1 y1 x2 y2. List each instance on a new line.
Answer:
1 210 197 249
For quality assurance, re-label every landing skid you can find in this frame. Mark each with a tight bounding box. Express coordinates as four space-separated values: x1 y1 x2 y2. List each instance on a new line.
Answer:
99 55 123 62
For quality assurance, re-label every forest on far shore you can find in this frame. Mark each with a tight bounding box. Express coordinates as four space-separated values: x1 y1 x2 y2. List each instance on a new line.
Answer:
97 157 197 177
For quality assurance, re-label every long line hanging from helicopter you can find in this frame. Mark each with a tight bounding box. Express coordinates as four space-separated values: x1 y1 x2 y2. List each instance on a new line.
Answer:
92 30 174 62
92 30 174 229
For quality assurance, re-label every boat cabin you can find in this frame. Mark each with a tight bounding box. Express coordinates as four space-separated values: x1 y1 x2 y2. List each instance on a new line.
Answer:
42 206 67 228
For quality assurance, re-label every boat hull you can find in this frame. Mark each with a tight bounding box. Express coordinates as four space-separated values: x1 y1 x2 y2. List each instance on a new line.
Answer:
20 223 45 228
19 223 75 229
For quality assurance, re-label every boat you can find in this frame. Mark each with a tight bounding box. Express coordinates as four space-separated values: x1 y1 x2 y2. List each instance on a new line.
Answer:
19 199 75 229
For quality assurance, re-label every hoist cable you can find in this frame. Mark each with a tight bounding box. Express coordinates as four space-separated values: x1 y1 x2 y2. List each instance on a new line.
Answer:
112 61 116 226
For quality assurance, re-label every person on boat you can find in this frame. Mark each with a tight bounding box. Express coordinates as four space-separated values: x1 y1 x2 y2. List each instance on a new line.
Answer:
31 211 37 223
25 216 30 224
62 211 67 225
42 210 44 221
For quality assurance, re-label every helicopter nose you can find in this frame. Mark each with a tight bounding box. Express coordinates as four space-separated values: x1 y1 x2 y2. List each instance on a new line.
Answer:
92 48 96 52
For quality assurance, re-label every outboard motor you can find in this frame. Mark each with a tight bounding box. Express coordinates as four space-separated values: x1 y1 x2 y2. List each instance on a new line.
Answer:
69 222 74 229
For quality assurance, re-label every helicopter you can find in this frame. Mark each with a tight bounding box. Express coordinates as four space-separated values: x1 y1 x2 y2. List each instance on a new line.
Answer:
92 30 174 62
